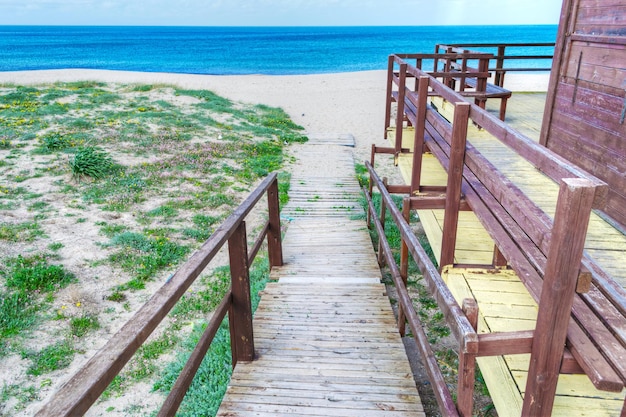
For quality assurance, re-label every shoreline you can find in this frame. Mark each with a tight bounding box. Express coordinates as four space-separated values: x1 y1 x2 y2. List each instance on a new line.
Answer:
0 69 550 164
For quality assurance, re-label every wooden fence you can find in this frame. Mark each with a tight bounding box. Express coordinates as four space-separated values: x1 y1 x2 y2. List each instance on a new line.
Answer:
367 54 626 416
437 42 555 87
35 173 283 417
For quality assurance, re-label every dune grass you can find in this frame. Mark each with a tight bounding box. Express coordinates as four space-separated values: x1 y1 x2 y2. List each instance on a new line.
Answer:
0 81 304 415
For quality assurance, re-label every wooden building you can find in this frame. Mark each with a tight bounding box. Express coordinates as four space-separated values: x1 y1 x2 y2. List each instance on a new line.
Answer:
541 0 626 229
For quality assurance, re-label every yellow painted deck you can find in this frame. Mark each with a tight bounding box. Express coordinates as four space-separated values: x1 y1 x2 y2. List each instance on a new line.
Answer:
217 136 425 417
388 93 626 415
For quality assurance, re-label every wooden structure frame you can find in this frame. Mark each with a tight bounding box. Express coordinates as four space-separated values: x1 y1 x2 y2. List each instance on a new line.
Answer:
384 51 511 125
367 54 626 416
439 42 555 87
35 173 284 417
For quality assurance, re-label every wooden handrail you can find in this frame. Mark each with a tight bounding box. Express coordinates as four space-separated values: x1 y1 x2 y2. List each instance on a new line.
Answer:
388 54 608 206
365 161 483 413
436 43 555 87
36 173 283 417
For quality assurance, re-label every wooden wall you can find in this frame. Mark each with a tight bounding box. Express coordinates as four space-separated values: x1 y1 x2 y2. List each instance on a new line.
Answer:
541 0 626 229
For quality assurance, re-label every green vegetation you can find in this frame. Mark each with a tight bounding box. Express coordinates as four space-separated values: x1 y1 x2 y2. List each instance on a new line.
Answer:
23 340 75 376
1 81 303 415
0 221 45 242
107 232 190 290
69 146 115 179
70 314 100 337
0 254 75 355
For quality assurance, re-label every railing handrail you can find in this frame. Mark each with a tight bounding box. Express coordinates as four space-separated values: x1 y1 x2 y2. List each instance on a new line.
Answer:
363 163 466 417
36 173 283 417
389 54 607 200
436 42 555 86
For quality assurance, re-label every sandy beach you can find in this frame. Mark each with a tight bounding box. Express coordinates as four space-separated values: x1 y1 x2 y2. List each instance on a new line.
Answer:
0 69 550 166
0 68 550 416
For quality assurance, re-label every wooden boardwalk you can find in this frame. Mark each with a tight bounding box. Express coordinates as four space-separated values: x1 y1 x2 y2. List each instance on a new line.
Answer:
390 93 626 416
217 136 425 416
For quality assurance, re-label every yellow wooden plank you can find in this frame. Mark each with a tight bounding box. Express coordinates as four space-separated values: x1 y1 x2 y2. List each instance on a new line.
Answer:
444 267 626 417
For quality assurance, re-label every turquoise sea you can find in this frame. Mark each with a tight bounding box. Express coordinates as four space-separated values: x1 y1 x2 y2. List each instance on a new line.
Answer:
0 25 557 75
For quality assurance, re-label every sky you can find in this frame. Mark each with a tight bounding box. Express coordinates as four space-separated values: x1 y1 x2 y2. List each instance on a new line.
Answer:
1 0 563 26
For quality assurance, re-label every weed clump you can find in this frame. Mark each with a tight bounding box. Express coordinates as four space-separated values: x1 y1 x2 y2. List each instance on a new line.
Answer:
69 146 115 179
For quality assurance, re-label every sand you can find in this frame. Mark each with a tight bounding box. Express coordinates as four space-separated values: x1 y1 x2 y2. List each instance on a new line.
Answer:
0 68 549 416
0 69 550 166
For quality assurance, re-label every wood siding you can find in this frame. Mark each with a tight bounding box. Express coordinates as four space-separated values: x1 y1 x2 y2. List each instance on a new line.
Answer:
541 0 626 228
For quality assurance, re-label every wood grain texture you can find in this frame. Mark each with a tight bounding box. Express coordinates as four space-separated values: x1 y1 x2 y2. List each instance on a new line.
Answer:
217 137 424 417
445 268 626 417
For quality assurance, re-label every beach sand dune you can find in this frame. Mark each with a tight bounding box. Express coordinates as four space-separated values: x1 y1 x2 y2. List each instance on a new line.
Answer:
0 69 549 165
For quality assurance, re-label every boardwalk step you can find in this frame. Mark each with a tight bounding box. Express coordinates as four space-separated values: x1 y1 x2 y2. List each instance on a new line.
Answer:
217 136 425 417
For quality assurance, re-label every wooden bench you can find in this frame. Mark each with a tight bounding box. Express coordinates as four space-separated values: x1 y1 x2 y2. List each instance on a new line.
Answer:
369 54 626 416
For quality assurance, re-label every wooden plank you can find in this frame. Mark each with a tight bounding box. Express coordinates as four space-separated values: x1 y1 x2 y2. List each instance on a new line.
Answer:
217 137 424 417
445 267 626 416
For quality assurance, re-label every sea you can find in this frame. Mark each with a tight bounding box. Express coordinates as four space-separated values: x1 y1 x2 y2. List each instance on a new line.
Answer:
0 25 558 75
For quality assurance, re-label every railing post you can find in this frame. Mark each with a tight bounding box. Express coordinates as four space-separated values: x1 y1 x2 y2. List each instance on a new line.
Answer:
440 102 470 269
495 45 506 87
457 298 478 417
377 178 389 267
228 221 254 367
394 62 408 156
522 178 597 416
410 76 430 194
266 177 283 268
384 54 395 139
398 197 411 336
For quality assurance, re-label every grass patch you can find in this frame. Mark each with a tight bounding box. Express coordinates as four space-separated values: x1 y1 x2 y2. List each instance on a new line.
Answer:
0 221 45 242
70 314 100 337
69 146 116 179
107 232 189 289
23 340 75 376
0 290 38 342
182 214 222 242
3 255 75 293
4 255 75 293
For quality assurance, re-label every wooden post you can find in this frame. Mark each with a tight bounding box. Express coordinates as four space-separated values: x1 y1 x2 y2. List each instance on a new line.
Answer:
377 178 388 266
266 177 283 268
394 62 408 157
384 55 395 139
410 76 430 194
492 245 508 267
367 144 376 228
495 45 506 87
228 221 254 367
439 102 470 269
458 298 479 417
522 179 597 416
398 197 411 336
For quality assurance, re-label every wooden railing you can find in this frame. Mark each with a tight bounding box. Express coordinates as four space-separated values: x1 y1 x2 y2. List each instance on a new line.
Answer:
437 42 555 87
363 170 476 417
35 173 283 417
368 54 626 415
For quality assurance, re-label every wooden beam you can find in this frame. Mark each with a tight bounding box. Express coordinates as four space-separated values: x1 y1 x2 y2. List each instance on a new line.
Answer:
229 221 255 366
440 102 470 269
458 298 479 417
522 178 596 416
